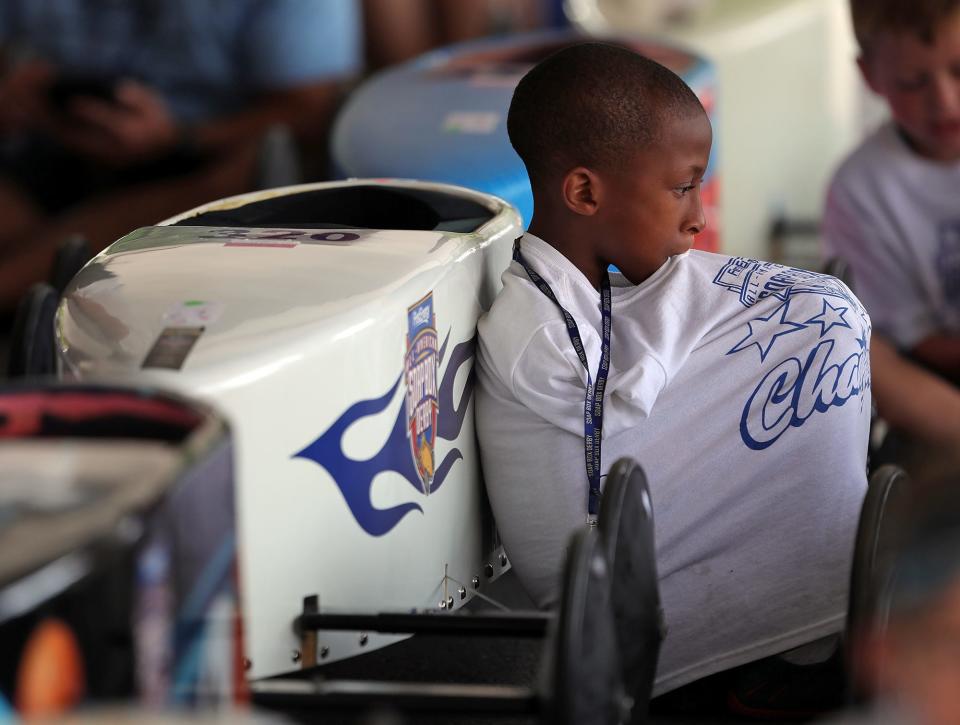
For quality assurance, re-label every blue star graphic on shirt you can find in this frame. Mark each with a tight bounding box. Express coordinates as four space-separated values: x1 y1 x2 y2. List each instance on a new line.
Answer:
805 298 851 337
856 328 869 351
727 300 807 362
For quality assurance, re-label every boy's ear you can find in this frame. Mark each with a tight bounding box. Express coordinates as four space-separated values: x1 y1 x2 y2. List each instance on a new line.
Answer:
561 167 601 216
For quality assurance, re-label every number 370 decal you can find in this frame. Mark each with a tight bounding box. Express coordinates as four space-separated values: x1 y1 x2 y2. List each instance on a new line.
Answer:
198 228 363 248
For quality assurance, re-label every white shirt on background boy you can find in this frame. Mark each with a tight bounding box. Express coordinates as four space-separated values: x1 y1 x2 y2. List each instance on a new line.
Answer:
823 120 960 349
476 232 871 694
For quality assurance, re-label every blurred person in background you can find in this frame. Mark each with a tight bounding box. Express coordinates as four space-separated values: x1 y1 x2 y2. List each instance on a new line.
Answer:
869 335 960 471
822 0 960 471
834 480 960 725
0 0 361 315
361 0 558 71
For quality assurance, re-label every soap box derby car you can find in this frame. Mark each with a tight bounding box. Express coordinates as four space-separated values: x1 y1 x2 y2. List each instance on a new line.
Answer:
55 179 520 682
0 384 241 712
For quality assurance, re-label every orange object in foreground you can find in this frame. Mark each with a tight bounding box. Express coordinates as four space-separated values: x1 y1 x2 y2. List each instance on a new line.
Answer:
15 618 86 716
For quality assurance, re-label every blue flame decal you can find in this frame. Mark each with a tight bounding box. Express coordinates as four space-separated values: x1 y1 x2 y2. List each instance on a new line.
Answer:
293 332 476 536
437 335 475 441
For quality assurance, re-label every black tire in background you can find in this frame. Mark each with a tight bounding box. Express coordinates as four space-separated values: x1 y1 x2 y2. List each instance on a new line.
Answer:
7 282 59 378
50 235 92 296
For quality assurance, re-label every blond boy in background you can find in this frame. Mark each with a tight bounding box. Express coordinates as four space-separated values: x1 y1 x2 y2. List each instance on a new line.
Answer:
823 0 960 460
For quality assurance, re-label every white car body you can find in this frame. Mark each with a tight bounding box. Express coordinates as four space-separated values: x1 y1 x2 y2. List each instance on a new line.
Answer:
56 179 520 680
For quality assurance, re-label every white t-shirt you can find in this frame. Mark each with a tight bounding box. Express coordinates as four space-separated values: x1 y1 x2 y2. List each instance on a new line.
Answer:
476 233 871 694
822 121 960 349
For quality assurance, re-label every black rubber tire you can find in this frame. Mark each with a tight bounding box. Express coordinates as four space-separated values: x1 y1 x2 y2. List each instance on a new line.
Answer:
7 282 59 378
599 458 664 723
547 527 627 725
50 234 92 296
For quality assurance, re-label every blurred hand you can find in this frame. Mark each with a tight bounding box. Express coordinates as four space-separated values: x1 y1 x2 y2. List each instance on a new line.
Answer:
54 79 179 167
0 60 56 133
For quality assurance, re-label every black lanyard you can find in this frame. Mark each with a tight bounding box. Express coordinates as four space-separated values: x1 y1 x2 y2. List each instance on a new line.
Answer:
513 238 612 519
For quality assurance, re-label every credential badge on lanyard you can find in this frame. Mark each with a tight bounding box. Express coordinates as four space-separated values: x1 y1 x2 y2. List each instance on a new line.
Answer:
513 238 612 525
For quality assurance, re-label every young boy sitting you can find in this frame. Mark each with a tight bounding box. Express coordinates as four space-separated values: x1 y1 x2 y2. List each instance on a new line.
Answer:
476 43 872 697
822 0 960 454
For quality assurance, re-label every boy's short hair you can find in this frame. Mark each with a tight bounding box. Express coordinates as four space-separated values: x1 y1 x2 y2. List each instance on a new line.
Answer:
507 42 704 185
851 0 960 53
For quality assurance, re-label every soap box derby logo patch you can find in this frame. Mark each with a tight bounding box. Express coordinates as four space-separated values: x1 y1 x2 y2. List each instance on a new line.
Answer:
293 291 476 537
405 293 439 493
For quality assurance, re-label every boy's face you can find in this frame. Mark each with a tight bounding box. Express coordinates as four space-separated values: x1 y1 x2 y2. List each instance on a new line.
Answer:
860 10 960 162
597 111 712 284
